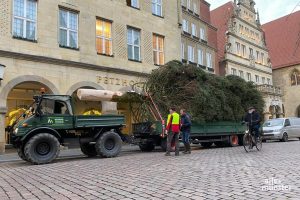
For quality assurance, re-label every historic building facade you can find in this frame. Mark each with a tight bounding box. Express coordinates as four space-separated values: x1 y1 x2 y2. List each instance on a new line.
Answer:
263 11 300 118
211 0 283 120
180 0 218 74
0 0 181 152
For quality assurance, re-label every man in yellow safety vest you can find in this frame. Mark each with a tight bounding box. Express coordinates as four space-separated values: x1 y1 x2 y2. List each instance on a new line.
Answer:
165 107 180 156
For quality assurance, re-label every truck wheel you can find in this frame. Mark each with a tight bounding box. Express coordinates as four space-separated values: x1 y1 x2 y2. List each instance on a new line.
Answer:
139 142 155 152
95 131 122 158
200 142 213 148
214 141 226 147
17 147 28 161
80 143 97 157
160 138 167 152
238 135 244 146
228 135 239 147
24 133 60 164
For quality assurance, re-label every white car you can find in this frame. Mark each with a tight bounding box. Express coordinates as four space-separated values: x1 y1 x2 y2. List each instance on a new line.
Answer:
262 118 300 142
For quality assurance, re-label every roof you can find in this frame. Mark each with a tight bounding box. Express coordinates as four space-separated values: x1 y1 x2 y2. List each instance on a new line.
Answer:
211 1 234 61
262 11 300 69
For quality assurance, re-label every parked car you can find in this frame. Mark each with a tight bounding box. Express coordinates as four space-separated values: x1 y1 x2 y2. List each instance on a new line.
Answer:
262 118 300 142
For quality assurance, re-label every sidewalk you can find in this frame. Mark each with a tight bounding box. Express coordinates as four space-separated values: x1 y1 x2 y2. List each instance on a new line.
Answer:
0 144 140 163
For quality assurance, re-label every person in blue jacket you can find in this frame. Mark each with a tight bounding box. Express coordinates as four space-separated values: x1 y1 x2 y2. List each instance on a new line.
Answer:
180 109 192 154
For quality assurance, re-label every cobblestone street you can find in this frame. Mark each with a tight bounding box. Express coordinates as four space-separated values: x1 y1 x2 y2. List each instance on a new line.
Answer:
0 141 299 200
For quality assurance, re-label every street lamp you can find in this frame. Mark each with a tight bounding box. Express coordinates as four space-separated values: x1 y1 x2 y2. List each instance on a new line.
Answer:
0 64 6 81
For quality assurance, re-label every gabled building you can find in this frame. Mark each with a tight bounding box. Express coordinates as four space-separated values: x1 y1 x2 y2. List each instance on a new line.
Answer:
211 0 283 120
263 11 300 117
180 0 218 74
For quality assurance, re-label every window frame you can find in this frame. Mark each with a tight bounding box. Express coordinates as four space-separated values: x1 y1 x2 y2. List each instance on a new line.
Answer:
191 23 197 37
12 0 38 41
187 45 195 62
127 0 139 9
153 34 164 65
127 27 141 61
183 19 189 33
152 0 163 17
58 8 79 49
197 49 204 65
200 27 205 41
247 73 252 81
96 18 113 56
206 52 212 68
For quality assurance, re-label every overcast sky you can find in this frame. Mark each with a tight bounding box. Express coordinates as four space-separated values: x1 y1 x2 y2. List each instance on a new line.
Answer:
207 0 300 24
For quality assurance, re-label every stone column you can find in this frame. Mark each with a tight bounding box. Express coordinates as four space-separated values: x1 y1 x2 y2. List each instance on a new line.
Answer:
0 107 7 154
102 101 118 114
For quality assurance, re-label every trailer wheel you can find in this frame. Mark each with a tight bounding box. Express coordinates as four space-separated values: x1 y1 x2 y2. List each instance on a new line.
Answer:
200 142 213 148
139 142 155 152
228 135 239 147
17 147 28 161
24 133 60 164
80 143 97 157
95 131 122 158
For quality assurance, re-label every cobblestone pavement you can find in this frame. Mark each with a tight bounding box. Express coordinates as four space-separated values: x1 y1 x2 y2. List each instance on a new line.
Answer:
0 141 299 200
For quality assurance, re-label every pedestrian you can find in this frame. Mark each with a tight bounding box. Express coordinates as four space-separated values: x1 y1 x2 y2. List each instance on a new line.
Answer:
165 106 180 156
180 109 191 154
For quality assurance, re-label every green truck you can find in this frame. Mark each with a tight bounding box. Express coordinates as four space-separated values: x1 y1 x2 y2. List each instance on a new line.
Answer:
133 120 246 151
11 95 125 164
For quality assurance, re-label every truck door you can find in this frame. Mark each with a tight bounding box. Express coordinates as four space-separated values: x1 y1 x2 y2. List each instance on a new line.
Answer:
39 99 74 130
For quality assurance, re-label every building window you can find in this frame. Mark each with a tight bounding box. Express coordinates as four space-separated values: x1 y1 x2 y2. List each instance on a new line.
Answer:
261 53 264 64
231 68 237 75
59 9 78 48
241 45 246 57
267 78 271 85
262 77 265 84
236 42 240 55
239 70 244 78
153 34 164 65
182 19 189 33
193 3 198 14
197 49 203 65
255 75 260 83
249 48 254 59
191 23 197 37
291 70 300 86
206 52 212 68
127 0 139 8
152 0 162 16
247 73 252 81
181 43 185 60
127 27 140 61
96 19 112 56
188 45 194 62
13 0 37 40
187 0 191 10
200 28 205 41
256 51 260 62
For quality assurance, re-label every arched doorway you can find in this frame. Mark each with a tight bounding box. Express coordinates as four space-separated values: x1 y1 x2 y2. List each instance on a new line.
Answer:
6 82 54 144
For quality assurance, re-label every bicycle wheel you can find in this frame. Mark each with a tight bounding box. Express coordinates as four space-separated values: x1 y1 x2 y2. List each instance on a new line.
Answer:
256 137 262 151
243 134 251 153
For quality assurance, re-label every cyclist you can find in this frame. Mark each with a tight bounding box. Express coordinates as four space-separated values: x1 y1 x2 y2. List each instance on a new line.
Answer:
244 106 261 143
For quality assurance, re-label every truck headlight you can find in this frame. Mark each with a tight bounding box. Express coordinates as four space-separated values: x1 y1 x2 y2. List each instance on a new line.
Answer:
14 128 18 134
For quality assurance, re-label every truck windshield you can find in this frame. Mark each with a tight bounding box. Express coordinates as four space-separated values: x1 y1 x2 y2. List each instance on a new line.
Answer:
263 119 284 127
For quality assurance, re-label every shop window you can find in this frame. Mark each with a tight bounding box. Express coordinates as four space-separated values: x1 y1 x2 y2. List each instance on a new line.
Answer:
96 18 112 56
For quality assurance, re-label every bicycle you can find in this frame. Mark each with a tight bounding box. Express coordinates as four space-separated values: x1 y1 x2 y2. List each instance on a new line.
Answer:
243 122 262 152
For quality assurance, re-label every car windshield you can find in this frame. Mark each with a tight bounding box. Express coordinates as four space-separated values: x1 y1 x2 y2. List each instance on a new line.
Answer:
263 119 284 127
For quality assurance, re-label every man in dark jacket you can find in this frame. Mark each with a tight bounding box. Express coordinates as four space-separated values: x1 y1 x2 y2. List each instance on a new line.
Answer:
180 109 192 154
244 106 261 141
